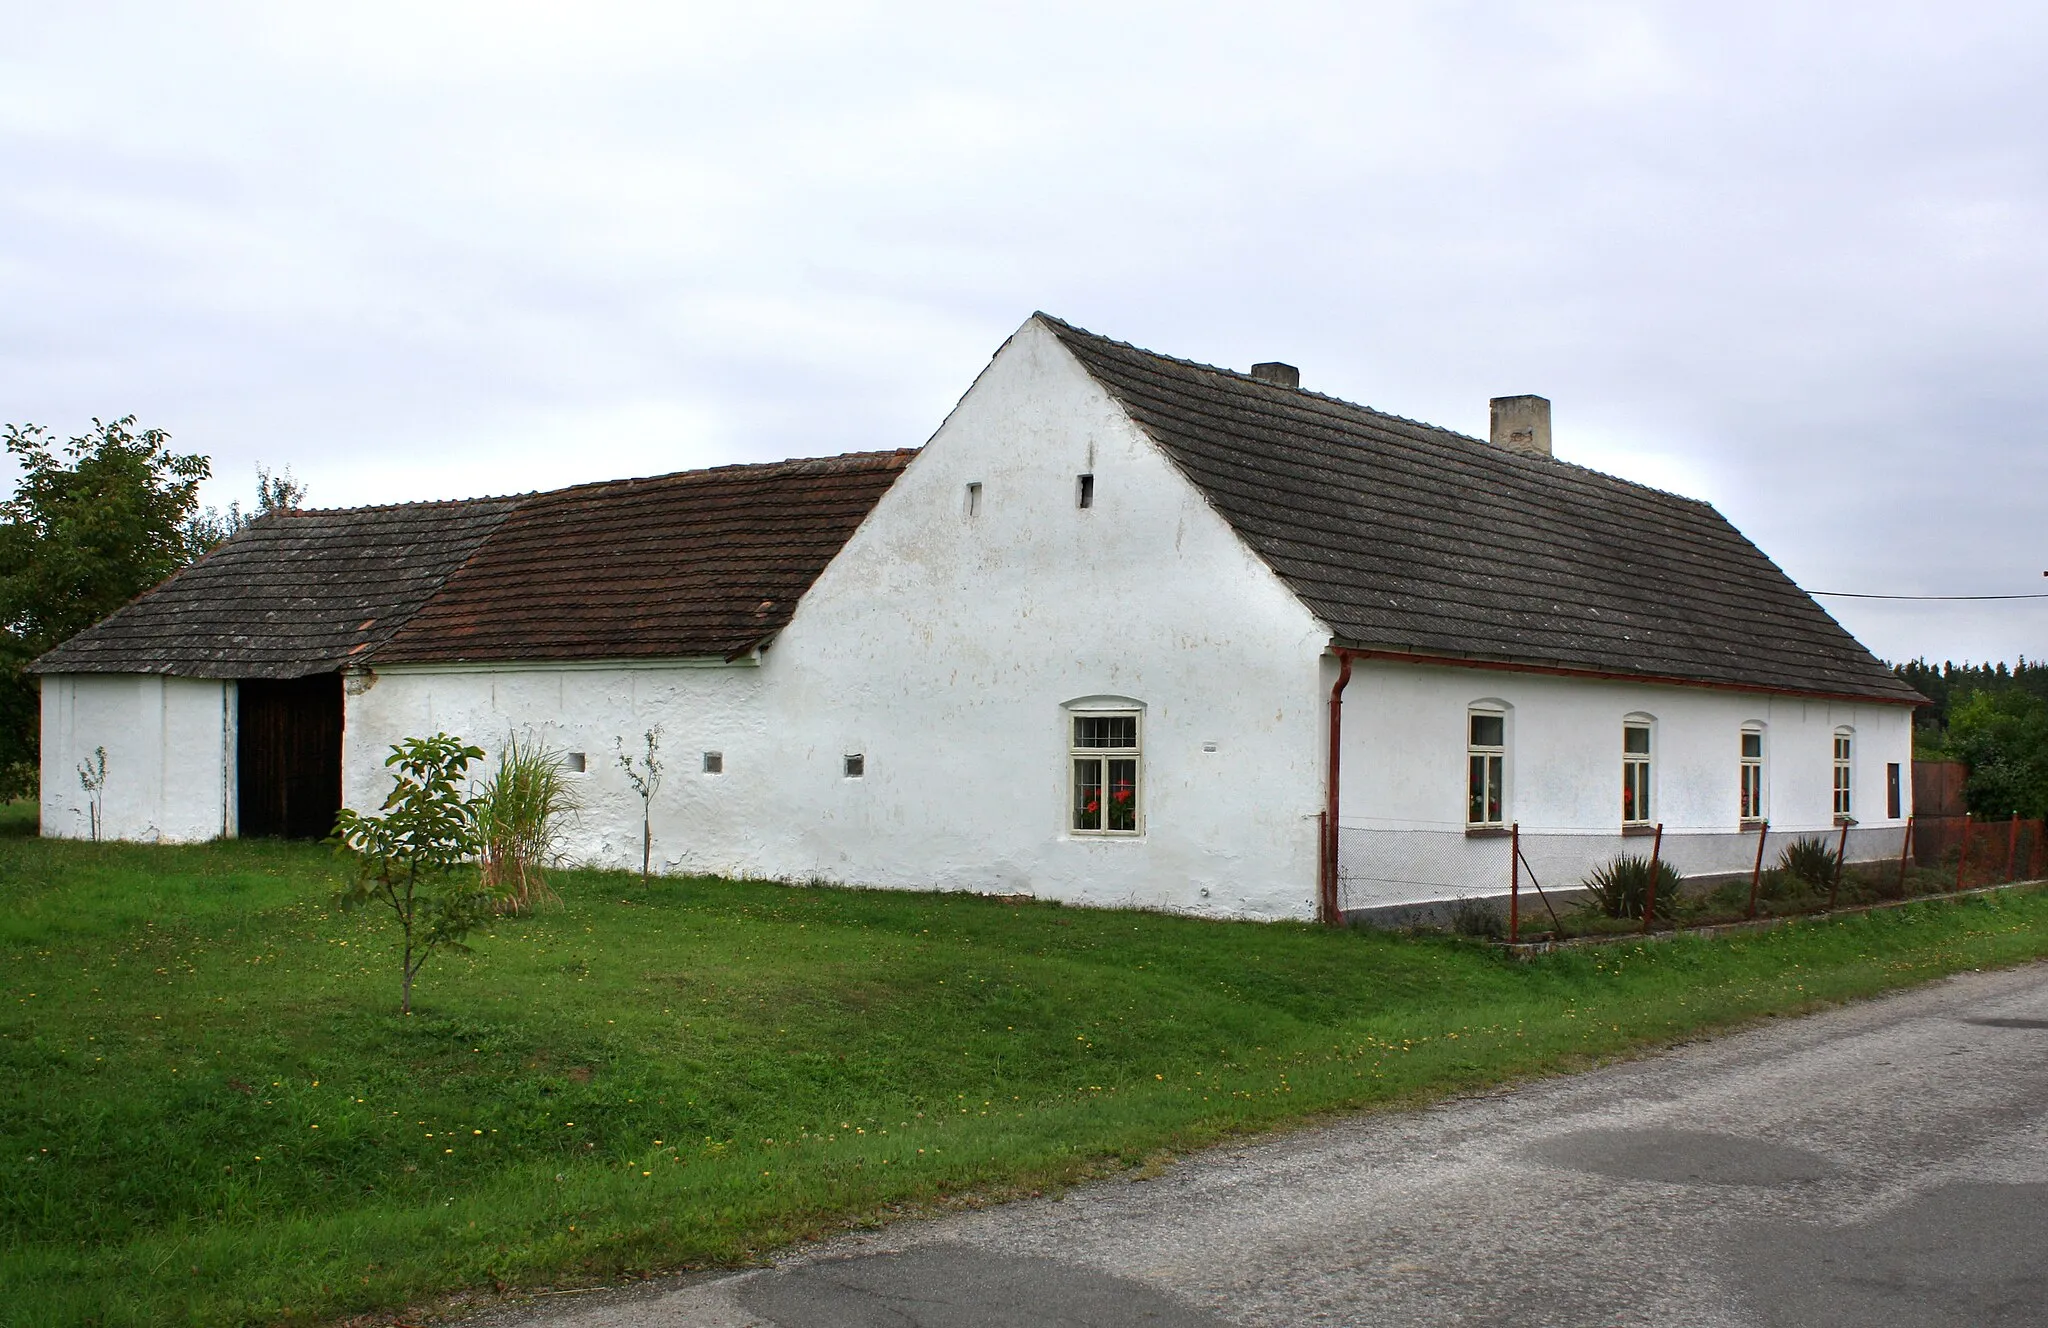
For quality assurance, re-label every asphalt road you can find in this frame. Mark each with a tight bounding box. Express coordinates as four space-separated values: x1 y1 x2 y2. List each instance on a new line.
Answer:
474 962 2048 1327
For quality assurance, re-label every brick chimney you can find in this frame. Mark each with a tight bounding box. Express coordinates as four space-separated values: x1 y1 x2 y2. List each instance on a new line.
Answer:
1250 362 1300 389
1489 395 1551 456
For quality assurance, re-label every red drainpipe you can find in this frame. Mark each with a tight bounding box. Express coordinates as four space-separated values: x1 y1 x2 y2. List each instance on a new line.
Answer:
1321 650 1356 925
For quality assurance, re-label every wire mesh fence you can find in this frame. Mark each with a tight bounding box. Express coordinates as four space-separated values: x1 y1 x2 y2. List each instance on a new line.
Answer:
1333 815 2041 942
1914 815 2046 887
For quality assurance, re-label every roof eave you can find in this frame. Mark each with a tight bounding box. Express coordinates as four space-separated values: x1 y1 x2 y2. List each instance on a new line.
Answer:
1327 641 1927 708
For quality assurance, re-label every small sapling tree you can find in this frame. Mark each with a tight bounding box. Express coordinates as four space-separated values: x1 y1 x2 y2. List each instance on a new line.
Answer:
616 725 663 885
330 734 492 1015
76 745 106 840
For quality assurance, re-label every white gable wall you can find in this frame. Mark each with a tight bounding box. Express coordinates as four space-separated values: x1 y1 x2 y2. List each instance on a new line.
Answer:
39 674 235 842
753 319 1331 917
1338 658 1915 908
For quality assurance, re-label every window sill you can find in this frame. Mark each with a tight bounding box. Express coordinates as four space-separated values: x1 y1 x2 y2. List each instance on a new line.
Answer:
1834 816 1859 828
1739 819 1766 831
1464 825 1511 838
1621 823 1658 836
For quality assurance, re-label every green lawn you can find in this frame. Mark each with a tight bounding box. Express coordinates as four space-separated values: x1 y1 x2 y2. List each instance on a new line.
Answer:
5 814 2048 1327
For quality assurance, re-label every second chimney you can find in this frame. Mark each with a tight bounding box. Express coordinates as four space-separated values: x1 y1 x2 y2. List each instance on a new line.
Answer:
1250 361 1300 389
1489 395 1552 456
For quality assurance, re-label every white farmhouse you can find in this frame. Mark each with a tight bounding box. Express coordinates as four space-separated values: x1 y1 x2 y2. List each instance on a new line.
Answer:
33 315 1921 921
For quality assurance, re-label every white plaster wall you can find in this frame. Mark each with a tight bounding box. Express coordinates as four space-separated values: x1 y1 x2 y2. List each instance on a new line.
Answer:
343 321 1331 918
39 674 234 842
753 319 1332 918
343 662 768 875
1337 659 1915 907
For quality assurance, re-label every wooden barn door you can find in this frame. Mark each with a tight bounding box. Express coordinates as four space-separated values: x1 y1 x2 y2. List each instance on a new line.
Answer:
238 675 343 839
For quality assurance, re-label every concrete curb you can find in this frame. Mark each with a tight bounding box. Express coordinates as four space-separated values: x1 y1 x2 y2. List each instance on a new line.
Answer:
1495 877 2048 957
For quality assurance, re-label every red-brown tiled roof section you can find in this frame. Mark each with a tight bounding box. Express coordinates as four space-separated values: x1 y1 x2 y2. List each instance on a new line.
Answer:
373 450 916 665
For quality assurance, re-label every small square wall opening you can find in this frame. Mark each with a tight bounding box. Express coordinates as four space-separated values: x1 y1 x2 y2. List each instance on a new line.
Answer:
1076 473 1094 509
844 753 865 779
703 751 723 775
564 752 587 773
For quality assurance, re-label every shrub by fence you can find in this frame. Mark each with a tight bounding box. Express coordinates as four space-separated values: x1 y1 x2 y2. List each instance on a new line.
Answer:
1336 815 2044 942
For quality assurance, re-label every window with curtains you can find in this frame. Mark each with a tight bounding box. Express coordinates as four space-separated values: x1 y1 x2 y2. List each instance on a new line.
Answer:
1833 729 1854 820
1623 720 1654 825
1467 710 1505 826
1740 726 1765 823
1070 711 1141 834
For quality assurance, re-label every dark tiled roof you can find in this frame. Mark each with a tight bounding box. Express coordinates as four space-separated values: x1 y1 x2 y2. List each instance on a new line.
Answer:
31 499 520 679
33 450 913 677
1041 315 1918 704
375 450 915 665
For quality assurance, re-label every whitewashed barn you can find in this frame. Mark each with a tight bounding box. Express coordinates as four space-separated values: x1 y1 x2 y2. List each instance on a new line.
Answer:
33 314 1920 920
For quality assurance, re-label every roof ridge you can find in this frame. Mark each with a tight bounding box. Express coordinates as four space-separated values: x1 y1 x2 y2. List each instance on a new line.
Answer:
1034 312 1482 444
266 493 526 518
1034 311 1717 510
519 448 918 505
270 448 921 519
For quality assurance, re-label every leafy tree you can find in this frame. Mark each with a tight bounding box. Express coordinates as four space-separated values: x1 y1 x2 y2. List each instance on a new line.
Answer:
331 734 493 1015
0 417 213 797
1941 689 2048 820
184 464 309 552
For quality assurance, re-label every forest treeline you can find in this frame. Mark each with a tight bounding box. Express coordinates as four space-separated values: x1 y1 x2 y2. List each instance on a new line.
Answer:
1894 658 2048 819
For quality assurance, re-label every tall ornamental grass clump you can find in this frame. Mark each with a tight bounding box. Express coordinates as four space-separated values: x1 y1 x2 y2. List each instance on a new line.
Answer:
1580 853 1684 920
475 733 580 915
1777 836 1842 891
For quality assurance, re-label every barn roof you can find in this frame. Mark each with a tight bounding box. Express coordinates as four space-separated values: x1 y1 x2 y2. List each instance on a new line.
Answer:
1039 314 1918 704
373 450 915 666
29 498 521 679
32 450 914 678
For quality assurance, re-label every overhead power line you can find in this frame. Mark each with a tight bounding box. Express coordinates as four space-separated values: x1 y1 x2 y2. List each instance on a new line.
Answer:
1810 591 2048 601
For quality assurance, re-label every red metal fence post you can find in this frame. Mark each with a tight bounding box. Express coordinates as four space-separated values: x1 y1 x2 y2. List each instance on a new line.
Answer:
1509 822 1521 945
1641 823 1665 934
2006 813 2021 882
1953 813 1973 894
1828 820 1850 910
1748 819 1769 919
1896 816 1914 896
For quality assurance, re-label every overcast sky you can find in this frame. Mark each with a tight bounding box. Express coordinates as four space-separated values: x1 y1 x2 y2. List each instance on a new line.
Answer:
3 2 2043 666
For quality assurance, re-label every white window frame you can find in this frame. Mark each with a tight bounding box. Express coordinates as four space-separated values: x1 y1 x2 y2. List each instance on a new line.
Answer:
1466 706 1507 827
1067 705 1142 836
1622 719 1654 826
1833 728 1854 821
1739 725 1765 823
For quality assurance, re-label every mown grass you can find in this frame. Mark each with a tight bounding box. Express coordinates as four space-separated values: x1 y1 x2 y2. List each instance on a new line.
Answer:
4 810 2047 1327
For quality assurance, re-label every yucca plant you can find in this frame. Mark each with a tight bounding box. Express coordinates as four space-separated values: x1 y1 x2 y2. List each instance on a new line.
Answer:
1580 853 1683 920
475 734 580 914
1776 836 1841 891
